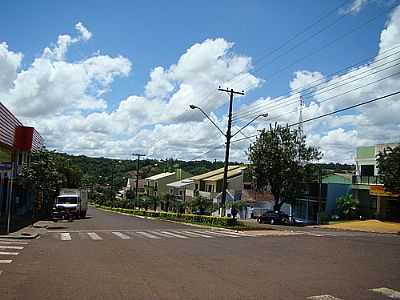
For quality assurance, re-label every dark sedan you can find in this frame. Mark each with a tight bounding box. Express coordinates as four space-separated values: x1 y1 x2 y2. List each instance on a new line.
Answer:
257 211 291 225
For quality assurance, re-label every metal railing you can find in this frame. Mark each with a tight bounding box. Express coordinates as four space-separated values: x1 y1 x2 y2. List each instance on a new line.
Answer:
352 175 383 185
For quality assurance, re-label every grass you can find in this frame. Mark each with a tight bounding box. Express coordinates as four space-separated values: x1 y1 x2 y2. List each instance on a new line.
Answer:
319 219 400 234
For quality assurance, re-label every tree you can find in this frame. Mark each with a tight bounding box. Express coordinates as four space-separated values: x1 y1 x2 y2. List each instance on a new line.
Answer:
18 149 61 215
336 194 359 219
226 200 245 219
377 145 400 194
248 123 320 212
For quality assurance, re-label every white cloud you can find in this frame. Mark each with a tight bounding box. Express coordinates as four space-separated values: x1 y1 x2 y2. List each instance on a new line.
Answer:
75 22 92 41
340 0 369 15
3 7 400 164
0 42 23 93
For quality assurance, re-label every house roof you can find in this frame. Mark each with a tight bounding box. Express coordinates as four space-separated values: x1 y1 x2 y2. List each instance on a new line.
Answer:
322 173 352 184
167 179 194 188
190 165 244 181
204 166 246 182
145 172 175 181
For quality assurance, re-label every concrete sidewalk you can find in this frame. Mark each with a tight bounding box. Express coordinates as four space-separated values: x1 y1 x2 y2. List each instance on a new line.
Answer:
0 221 49 239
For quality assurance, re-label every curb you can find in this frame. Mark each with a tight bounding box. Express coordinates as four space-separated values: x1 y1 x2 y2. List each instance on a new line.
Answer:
310 225 400 236
95 206 244 233
0 233 39 239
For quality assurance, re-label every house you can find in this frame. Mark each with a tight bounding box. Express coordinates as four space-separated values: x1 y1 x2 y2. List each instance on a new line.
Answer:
190 165 246 202
352 143 400 220
145 172 176 198
166 179 194 203
0 102 44 234
322 173 352 215
125 177 145 198
196 165 246 198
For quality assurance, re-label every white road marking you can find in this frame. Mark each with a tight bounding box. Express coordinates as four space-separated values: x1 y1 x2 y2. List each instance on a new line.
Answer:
60 233 71 241
0 251 19 256
0 240 29 245
87 232 103 240
112 231 131 239
0 260 12 264
0 245 24 250
149 231 174 238
201 230 239 238
370 287 400 299
0 270 3 276
180 230 213 238
136 231 161 239
308 295 343 300
160 231 188 239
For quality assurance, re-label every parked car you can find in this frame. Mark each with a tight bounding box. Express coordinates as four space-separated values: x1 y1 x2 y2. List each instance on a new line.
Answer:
257 211 291 225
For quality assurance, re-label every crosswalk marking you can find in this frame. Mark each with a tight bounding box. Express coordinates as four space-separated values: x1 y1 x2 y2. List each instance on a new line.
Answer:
88 232 103 240
136 231 161 239
201 230 239 238
0 260 12 264
180 230 213 238
159 231 188 239
112 231 131 239
60 233 71 241
0 240 29 245
0 251 19 256
308 295 343 300
52 229 255 241
370 287 400 299
0 245 24 250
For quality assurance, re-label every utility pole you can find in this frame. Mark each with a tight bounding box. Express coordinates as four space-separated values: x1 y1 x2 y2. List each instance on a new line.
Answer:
218 87 244 217
132 153 145 203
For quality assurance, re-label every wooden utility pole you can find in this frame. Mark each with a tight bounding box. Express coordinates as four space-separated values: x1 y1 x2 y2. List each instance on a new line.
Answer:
218 87 244 217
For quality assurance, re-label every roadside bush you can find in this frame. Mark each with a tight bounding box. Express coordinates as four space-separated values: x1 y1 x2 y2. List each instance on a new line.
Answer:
96 205 237 227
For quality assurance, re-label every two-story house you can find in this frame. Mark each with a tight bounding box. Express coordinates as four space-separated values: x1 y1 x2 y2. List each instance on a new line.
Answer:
190 165 246 202
353 143 400 219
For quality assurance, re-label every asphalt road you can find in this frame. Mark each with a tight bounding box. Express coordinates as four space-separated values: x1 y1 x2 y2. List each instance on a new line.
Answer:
0 207 399 300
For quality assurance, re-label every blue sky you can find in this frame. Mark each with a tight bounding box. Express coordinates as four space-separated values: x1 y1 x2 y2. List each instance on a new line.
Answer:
1 0 399 163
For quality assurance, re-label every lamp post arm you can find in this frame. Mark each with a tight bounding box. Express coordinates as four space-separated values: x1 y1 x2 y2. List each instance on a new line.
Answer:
197 107 226 137
231 114 268 138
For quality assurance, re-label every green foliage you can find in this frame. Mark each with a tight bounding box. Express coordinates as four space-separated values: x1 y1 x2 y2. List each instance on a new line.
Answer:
248 123 320 212
377 145 400 194
96 205 237 227
336 194 359 219
226 200 245 219
190 195 216 215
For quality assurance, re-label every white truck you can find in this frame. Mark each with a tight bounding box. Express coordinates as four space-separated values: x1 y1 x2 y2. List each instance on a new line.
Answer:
53 188 88 220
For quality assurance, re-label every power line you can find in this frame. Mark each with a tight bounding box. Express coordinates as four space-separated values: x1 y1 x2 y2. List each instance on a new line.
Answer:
230 90 400 144
232 43 400 119
183 1 351 119
232 54 400 122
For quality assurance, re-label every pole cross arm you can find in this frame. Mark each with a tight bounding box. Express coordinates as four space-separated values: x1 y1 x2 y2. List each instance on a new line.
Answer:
231 113 268 138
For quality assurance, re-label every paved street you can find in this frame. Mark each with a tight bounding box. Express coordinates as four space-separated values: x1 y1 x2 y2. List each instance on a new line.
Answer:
0 207 399 300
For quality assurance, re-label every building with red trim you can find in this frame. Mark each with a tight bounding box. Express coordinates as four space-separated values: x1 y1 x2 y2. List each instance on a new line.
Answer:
0 102 44 234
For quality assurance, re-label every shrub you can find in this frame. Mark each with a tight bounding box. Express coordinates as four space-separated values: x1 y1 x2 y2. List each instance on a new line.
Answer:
97 205 237 227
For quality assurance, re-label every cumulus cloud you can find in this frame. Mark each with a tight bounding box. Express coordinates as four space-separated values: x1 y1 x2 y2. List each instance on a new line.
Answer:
0 42 23 93
1 22 131 118
2 7 400 163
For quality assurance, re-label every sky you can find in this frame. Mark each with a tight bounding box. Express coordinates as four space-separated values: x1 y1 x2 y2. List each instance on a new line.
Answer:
1 0 399 163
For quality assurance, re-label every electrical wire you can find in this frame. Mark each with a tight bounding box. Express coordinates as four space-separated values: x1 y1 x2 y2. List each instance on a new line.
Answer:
232 43 400 119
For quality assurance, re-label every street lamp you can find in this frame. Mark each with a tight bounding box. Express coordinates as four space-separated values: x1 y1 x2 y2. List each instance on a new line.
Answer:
190 103 268 216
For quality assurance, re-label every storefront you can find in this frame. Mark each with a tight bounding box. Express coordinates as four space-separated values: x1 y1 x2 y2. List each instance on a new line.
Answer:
0 102 44 234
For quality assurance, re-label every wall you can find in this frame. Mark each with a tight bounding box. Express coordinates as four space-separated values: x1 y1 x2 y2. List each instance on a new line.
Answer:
325 183 352 215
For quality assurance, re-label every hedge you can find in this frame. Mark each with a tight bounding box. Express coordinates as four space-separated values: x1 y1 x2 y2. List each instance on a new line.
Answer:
96 205 237 227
